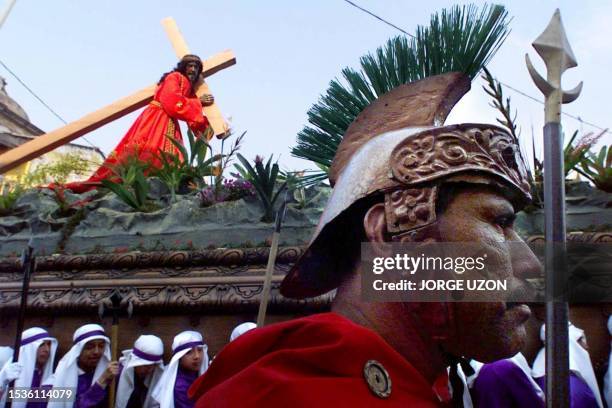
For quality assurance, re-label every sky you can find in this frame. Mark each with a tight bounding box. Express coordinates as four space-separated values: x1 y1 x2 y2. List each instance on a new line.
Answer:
1 0 610 173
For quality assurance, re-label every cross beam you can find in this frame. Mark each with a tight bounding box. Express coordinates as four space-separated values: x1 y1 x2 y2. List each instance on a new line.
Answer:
161 17 230 140
0 20 235 175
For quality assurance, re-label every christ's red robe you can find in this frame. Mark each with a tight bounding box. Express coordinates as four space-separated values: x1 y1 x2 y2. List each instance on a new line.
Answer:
65 71 209 193
189 313 453 407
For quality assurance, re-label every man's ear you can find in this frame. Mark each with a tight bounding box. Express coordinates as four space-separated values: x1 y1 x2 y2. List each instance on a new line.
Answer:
363 203 387 243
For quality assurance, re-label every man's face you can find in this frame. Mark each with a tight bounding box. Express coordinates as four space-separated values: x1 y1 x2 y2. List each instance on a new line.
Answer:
179 346 203 373
78 339 106 372
185 62 199 81
433 187 541 362
134 364 155 379
36 341 51 368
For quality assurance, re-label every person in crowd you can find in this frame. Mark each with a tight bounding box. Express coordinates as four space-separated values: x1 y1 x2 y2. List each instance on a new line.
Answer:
9 327 58 408
116 334 165 408
229 323 257 342
0 346 19 405
47 323 119 408
152 331 208 408
533 323 603 408
471 351 545 407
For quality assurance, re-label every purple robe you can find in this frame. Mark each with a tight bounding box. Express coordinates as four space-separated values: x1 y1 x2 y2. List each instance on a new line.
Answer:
126 374 148 408
75 371 107 408
535 374 599 408
25 368 47 408
174 368 197 408
471 360 545 408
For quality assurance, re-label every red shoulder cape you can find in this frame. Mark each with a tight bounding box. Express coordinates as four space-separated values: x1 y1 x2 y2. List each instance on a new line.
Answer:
189 313 449 407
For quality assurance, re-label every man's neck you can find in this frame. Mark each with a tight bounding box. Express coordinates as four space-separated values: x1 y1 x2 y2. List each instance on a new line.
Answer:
178 366 198 377
77 361 95 374
331 268 449 384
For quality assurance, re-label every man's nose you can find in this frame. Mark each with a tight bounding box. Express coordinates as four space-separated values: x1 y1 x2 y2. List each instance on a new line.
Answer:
508 234 542 280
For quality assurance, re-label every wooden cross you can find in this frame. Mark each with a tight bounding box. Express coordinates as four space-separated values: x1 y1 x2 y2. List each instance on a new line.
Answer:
0 17 235 174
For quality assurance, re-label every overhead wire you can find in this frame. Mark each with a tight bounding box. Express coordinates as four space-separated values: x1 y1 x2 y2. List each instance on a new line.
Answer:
0 59 105 154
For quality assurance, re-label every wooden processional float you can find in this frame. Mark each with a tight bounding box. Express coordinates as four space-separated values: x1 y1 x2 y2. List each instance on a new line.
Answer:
0 17 236 174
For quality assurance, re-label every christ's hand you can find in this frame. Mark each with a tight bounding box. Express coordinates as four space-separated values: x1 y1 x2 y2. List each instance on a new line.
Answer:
200 94 215 106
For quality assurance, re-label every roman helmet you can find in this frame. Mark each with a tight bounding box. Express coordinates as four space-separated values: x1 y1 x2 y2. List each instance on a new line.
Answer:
282 5 531 299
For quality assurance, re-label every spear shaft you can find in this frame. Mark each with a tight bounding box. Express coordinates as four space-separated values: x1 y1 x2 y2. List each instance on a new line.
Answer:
526 9 582 407
543 122 569 408
7 241 35 408
257 197 288 327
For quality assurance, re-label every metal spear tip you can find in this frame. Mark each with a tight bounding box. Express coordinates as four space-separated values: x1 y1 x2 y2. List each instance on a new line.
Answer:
532 9 578 73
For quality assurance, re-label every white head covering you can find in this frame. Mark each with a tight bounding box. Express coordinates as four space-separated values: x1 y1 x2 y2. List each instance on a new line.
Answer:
0 347 12 369
603 315 611 408
230 322 257 342
11 328 58 408
508 352 545 401
450 362 473 408
119 349 132 365
533 322 603 408
0 346 14 406
151 331 209 408
47 324 110 408
116 335 165 408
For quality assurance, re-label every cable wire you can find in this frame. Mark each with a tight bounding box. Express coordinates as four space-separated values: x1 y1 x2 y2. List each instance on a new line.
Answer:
0 59 104 151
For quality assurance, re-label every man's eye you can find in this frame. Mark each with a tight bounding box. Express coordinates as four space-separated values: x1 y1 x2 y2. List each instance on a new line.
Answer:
495 214 516 229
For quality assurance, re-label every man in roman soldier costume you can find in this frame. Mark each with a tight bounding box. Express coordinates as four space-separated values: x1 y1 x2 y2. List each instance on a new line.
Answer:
65 54 213 193
189 5 542 407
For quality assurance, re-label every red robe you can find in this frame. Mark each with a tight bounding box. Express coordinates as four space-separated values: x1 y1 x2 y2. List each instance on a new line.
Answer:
189 313 453 407
65 71 209 193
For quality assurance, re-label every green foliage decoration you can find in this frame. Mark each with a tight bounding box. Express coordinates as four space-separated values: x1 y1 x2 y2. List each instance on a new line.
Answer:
0 184 24 216
154 129 223 199
579 145 612 193
291 4 511 181
236 154 288 222
101 160 155 212
23 152 97 187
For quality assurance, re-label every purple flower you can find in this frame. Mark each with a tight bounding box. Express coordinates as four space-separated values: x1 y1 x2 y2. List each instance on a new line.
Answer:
197 178 255 207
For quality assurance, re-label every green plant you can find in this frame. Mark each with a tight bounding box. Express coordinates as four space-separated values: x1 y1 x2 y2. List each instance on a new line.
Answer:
156 150 184 203
564 130 606 178
213 131 246 200
481 67 518 139
579 145 612 192
24 152 98 186
524 129 606 211
0 184 24 215
236 154 288 222
292 188 309 209
291 4 510 181
564 130 590 178
279 168 329 189
154 129 223 198
101 163 154 212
